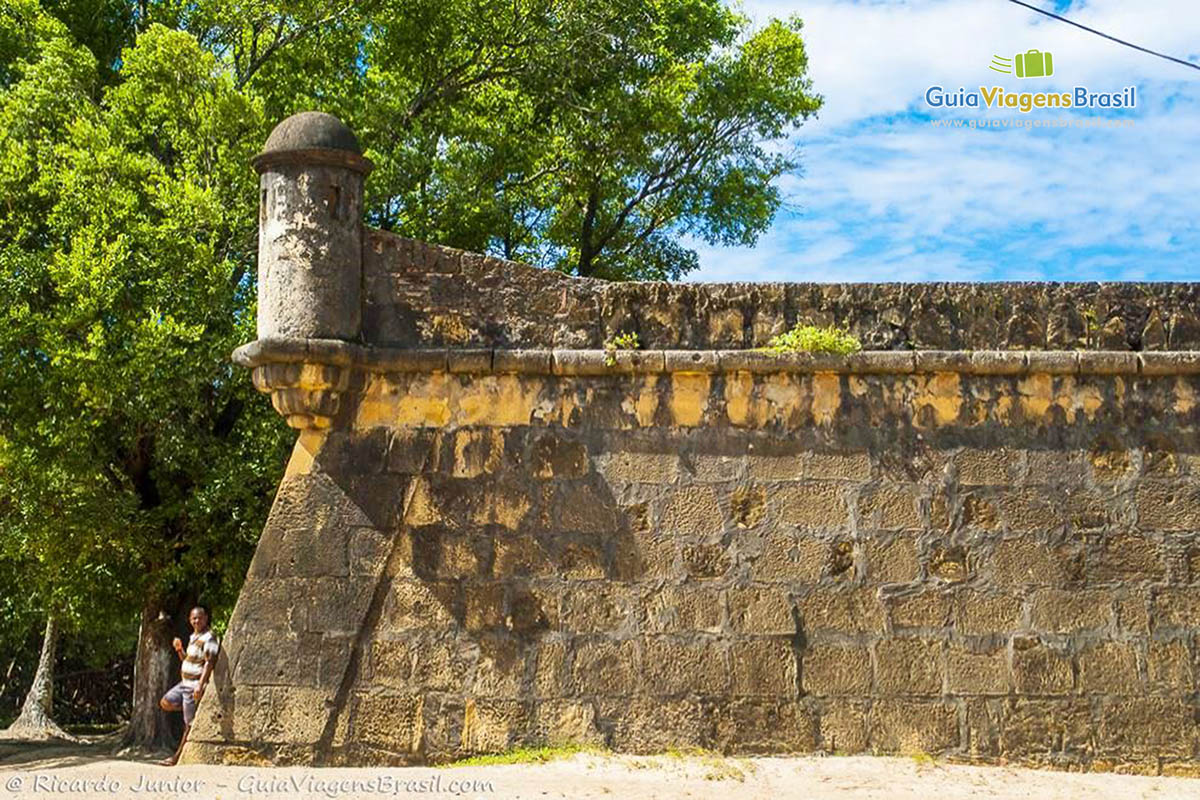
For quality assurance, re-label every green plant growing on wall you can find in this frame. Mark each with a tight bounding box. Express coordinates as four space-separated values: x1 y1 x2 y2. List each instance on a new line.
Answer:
764 323 861 355
604 331 641 367
1081 306 1098 348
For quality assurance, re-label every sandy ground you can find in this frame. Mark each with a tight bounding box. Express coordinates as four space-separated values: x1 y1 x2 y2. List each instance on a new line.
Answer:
2 741 1199 800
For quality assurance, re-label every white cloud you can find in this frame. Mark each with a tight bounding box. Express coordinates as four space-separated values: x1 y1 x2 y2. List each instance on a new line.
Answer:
693 0 1200 282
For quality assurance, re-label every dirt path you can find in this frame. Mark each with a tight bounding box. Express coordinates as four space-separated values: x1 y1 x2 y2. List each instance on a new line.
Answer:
1 742 1198 800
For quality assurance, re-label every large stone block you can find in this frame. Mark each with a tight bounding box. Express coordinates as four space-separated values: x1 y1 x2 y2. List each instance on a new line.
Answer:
1011 638 1073 694
680 542 732 579
555 482 620 535
531 641 567 699
505 584 561 635
803 645 872 696
387 429 438 473
1097 698 1197 757
946 645 1008 695
377 580 460 633
874 638 944 696
819 700 869 753
713 699 817 753
1147 639 1193 692
865 536 921 584
857 484 922 531
682 452 746 483
561 583 634 633
603 697 717 753
1029 589 1113 634
963 699 1003 758
806 452 872 481
598 452 679 484
775 483 850 529
956 448 1018 486
796 588 885 635
660 485 725 537
529 433 589 478
644 637 730 696
350 691 423 754
747 455 803 482
640 585 723 633
1089 534 1165 584
729 484 767 528
450 429 505 478
231 630 336 688
460 698 527 754
228 686 332 746
492 535 555 577
955 590 1023 637
1153 588 1200 630
569 639 640 697
750 533 827 583
728 587 795 634
1076 643 1140 695
730 638 797 697
1115 594 1150 634
409 527 491 580
888 591 952 630
463 581 505 631
471 634 527 697
995 489 1068 533
867 700 960 754
997 699 1093 758
472 484 536 531
990 538 1081 587
369 635 475 693
1137 482 1200 530
622 525 680 580
529 700 604 746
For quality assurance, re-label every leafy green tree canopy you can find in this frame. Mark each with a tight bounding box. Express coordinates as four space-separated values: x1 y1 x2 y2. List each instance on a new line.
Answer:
26 0 822 280
0 5 289 744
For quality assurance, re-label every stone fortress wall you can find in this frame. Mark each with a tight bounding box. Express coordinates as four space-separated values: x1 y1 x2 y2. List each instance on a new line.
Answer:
182 113 1200 773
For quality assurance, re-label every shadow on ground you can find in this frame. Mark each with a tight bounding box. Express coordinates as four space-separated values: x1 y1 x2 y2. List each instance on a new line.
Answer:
0 737 166 771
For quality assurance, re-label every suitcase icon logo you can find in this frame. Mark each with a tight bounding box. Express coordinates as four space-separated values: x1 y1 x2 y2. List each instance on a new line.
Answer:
989 50 1054 79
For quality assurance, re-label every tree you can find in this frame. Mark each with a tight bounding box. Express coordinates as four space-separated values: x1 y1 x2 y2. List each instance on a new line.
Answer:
0 429 138 740
339 0 823 279
39 0 822 280
0 0 820 745
5 617 65 739
0 8 290 748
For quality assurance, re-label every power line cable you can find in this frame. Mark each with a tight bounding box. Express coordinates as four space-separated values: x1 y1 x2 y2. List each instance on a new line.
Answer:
1005 0 1200 73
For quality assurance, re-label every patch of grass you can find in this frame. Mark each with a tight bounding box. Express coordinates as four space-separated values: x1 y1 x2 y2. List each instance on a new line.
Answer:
764 323 861 355
905 748 936 768
444 742 605 767
446 742 753 781
658 747 755 781
603 330 641 366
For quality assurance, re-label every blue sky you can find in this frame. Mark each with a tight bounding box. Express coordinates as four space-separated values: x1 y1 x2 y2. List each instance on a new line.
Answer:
689 0 1200 282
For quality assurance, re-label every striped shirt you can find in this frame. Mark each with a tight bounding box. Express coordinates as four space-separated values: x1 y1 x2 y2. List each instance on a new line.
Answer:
180 630 219 688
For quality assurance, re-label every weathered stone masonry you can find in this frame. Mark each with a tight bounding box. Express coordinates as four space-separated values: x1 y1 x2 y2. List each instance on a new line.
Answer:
183 112 1200 772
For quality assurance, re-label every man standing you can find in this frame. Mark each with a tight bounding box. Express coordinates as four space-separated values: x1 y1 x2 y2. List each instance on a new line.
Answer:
158 606 219 766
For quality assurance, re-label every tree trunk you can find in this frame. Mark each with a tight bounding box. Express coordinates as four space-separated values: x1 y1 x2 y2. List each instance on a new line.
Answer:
575 185 601 277
120 597 178 751
3 614 73 741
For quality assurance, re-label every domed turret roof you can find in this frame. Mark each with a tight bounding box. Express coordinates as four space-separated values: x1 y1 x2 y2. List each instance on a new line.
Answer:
253 111 372 174
262 111 361 154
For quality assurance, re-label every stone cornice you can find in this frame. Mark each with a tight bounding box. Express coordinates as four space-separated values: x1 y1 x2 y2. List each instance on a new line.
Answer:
234 337 1200 378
